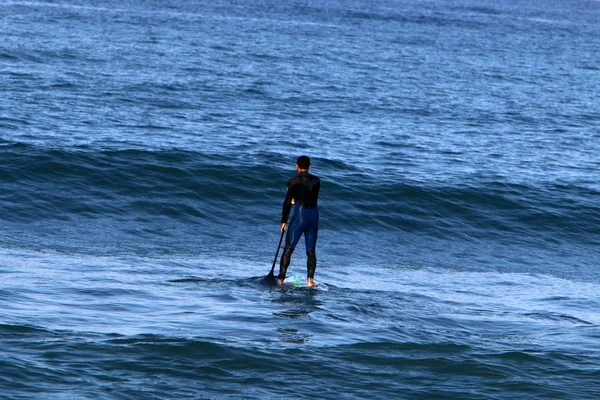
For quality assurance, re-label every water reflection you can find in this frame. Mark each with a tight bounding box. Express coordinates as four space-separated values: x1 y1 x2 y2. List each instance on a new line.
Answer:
272 286 323 344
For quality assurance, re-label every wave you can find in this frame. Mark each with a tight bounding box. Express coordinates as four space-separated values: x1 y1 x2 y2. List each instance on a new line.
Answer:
0 142 276 222
1 324 595 400
1 141 598 247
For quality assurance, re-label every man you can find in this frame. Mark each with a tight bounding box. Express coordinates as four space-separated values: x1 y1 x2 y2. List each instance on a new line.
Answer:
278 155 321 287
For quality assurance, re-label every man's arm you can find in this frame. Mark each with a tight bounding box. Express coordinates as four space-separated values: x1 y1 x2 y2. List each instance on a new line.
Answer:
281 181 294 228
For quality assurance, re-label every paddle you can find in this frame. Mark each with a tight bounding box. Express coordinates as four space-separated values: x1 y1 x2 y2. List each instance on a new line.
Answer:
264 228 285 285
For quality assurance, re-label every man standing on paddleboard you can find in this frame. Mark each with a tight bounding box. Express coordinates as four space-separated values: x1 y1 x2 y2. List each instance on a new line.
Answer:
278 156 321 287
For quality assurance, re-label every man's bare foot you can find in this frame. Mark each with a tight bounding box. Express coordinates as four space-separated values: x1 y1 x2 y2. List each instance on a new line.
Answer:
278 278 284 285
307 278 318 287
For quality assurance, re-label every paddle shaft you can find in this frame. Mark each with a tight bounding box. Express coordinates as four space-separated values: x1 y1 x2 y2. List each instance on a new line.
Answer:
268 228 286 277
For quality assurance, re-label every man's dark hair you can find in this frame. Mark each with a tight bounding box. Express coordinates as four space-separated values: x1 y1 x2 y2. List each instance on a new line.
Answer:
296 155 311 170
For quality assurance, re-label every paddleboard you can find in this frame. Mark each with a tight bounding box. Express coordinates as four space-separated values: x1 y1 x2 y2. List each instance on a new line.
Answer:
281 275 324 289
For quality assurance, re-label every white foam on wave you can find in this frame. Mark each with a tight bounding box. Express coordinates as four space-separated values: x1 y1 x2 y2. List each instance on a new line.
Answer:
331 263 600 327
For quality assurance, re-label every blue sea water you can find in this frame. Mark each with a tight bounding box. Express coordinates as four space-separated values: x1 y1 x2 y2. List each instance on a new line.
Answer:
1 0 600 398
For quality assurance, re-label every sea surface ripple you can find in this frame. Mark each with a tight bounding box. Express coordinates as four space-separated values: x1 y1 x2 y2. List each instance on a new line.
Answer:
1 0 599 398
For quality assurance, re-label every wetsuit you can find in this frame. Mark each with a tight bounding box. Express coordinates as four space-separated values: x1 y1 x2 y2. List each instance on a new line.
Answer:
279 171 320 281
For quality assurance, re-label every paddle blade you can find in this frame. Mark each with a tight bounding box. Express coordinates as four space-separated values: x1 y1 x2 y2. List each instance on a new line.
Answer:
261 271 278 286
261 229 285 286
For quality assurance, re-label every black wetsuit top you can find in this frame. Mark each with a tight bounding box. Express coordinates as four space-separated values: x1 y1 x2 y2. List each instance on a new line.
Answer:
281 171 321 224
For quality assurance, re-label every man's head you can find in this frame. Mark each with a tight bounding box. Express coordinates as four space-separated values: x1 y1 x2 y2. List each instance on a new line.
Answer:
296 155 311 171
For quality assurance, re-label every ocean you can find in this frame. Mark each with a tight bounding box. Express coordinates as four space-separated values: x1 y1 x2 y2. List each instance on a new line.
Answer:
1 0 599 398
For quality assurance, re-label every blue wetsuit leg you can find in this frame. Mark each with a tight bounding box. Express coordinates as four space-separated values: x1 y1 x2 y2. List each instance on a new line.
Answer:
284 204 305 251
303 207 318 279
303 207 319 252
278 205 319 280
